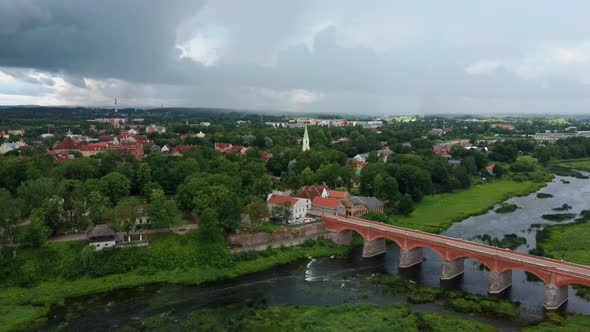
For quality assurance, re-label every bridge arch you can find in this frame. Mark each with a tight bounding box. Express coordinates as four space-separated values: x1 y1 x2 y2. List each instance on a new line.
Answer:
447 254 495 272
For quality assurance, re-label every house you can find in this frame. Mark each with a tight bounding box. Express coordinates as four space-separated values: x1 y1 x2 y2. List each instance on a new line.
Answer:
52 136 81 153
80 142 108 157
146 124 167 134
312 197 346 215
160 145 170 153
326 189 349 201
343 196 385 217
342 198 368 217
267 194 310 220
87 224 118 251
295 185 329 201
171 145 193 156
196 131 205 138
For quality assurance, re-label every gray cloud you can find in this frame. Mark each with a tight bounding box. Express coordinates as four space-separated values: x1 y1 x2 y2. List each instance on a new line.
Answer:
1 1 590 113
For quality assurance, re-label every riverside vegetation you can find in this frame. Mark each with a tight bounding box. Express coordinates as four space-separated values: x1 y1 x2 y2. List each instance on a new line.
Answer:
118 303 498 332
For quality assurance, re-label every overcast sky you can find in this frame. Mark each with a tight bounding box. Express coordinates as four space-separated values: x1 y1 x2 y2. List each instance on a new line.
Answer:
1 1 590 114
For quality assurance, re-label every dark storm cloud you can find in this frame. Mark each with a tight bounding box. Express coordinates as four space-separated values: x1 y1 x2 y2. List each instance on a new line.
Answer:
1 1 590 113
0 0 204 83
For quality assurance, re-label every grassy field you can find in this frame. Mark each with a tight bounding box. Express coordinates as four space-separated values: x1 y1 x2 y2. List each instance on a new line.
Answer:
389 180 546 233
0 239 350 332
537 222 590 266
550 158 590 172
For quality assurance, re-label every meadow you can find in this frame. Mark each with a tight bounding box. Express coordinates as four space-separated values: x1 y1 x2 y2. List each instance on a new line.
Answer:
389 180 546 232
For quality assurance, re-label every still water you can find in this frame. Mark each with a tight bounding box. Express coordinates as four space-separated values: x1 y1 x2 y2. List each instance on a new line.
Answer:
42 175 590 331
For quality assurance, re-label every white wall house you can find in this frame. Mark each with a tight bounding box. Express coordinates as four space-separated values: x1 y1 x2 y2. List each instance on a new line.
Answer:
267 194 310 220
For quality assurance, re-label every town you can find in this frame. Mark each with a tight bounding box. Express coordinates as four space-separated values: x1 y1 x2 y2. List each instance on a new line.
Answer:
2 104 590 330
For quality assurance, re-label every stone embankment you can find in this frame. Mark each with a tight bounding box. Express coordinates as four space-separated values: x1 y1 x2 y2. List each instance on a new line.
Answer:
227 222 331 253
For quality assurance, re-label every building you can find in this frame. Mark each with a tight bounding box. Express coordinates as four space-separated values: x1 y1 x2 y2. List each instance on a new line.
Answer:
342 196 385 217
146 125 167 134
267 194 310 220
0 140 27 154
326 189 349 201
302 125 310 151
87 224 118 251
311 196 346 215
295 185 329 202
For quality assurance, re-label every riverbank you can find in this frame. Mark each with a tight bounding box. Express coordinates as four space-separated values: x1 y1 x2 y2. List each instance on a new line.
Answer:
117 302 498 331
388 179 547 233
0 239 350 332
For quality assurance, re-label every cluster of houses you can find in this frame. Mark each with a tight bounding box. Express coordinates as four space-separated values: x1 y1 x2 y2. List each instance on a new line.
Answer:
266 184 385 224
50 130 149 161
265 118 383 129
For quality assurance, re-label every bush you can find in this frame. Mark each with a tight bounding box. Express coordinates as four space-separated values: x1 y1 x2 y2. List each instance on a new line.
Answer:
537 193 553 198
495 203 518 213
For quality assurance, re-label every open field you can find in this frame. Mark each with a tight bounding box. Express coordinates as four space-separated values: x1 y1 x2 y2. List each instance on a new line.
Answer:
389 180 546 233
537 221 590 266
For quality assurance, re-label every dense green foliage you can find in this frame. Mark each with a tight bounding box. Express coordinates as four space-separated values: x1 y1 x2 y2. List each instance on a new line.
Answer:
523 312 590 331
541 213 577 222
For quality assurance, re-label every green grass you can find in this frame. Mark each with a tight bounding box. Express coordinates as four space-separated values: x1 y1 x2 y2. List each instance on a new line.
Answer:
537 222 590 266
0 239 349 332
387 180 546 233
551 158 590 172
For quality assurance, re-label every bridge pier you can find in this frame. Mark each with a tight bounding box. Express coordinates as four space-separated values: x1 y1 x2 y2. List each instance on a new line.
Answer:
544 284 568 310
331 230 353 245
362 238 386 257
488 270 512 294
399 247 423 268
440 258 465 280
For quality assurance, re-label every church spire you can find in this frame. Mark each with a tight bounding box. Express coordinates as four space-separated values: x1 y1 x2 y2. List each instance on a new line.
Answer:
302 125 310 151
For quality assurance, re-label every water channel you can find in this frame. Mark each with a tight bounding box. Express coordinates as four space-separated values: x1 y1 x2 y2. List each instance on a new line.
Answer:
42 175 590 331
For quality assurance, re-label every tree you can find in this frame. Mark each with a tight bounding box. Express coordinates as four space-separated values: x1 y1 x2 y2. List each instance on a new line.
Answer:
113 197 140 234
98 172 131 205
373 173 400 204
271 203 291 224
19 209 49 248
193 184 241 232
147 189 180 228
397 194 414 215
87 191 111 224
0 189 24 257
135 163 152 195
243 200 269 230
16 178 59 215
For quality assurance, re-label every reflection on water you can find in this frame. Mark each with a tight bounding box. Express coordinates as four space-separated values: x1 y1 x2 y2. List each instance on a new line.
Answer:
43 175 590 331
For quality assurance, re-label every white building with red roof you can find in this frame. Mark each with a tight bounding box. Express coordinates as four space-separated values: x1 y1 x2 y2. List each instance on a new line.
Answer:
267 194 310 220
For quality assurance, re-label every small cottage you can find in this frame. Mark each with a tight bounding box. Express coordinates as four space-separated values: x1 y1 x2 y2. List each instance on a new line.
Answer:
87 224 118 251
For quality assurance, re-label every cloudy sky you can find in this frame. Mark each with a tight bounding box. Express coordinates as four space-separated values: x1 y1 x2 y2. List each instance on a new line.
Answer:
1 1 590 114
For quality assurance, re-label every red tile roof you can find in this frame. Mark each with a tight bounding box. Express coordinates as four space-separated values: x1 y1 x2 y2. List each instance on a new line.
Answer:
267 194 298 207
312 196 342 209
295 185 329 200
326 190 349 200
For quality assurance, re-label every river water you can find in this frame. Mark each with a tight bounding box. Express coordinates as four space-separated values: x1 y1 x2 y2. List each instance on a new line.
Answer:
42 175 590 331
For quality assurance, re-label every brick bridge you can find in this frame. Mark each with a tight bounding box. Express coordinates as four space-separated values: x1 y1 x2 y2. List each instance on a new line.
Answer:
319 213 590 309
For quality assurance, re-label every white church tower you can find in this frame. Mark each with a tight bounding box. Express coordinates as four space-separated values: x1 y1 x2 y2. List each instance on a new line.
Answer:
302 125 310 151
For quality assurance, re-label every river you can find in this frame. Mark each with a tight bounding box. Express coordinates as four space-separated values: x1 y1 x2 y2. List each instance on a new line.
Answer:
42 175 590 331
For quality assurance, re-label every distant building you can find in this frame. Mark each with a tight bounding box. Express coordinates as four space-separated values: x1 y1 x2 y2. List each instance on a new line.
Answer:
302 125 310 151
146 125 167 134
